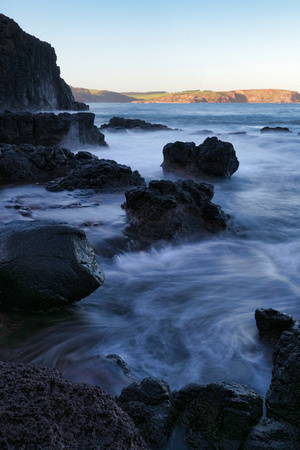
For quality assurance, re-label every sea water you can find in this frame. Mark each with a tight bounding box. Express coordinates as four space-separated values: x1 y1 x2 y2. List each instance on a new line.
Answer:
1 102 300 397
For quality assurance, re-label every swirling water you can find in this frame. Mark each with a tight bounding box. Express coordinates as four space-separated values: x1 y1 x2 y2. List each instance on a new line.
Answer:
1 103 300 397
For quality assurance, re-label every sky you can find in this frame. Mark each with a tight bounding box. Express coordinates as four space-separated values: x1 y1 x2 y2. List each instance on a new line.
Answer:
2 0 300 93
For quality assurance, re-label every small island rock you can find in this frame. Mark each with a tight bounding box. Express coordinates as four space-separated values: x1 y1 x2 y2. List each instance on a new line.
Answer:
162 136 239 178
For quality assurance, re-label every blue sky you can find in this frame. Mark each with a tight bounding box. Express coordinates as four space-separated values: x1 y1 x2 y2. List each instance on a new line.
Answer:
2 0 300 92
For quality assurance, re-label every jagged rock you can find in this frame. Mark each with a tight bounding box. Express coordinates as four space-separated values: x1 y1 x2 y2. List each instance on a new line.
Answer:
118 377 174 448
0 14 87 111
0 111 106 146
0 143 76 182
260 126 292 133
266 329 300 427
245 418 299 449
161 137 239 178
255 308 296 343
122 179 230 242
100 116 173 131
172 382 263 449
0 362 146 449
47 153 145 192
0 220 105 311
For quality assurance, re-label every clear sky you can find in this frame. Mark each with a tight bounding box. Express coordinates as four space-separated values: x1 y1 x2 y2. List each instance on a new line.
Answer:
2 0 300 93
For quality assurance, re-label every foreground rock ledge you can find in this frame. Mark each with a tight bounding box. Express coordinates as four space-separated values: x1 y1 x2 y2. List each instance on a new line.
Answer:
0 362 146 449
122 179 230 242
0 220 104 311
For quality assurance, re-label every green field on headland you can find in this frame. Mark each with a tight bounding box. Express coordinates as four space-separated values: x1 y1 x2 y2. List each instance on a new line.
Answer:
70 87 300 104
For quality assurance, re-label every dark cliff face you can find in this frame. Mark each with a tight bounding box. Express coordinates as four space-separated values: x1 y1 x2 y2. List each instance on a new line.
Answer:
0 14 88 111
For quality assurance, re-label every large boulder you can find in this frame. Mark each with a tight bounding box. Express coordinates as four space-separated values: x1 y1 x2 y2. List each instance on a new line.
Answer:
0 362 146 449
0 14 87 111
266 329 300 428
47 152 145 192
0 220 105 311
161 137 239 178
122 179 230 242
100 116 173 131
0 111 106 146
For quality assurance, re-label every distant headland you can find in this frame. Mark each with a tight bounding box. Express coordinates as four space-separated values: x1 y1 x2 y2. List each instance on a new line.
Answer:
70 87 300 104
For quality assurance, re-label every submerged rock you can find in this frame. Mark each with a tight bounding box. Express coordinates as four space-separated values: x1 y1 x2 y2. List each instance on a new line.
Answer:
161 136 239 178
100 116 173 131
0 111 106 146
0 220 104 312
260 126 292 133
255 308 296 344
266 329 300 427
0 362 146 449
122 179 230 242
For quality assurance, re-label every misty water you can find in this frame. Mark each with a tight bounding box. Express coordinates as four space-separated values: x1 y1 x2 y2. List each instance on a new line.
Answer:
1 103 300 398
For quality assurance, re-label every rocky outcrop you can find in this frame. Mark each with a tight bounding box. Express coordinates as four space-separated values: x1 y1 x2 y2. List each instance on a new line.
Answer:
266 329 300 427
100 116 173 131
162 137 239 179
118 378 263 449
0 111 106 146
255 308 296 344
0 362 146 449
260 126 292 133
47 152 145 192
122 179 229 242
0 144 76 182
0 14 87 111
0 220 104 311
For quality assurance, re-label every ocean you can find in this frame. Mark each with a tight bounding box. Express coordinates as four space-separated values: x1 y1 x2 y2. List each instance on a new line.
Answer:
1 102 300 397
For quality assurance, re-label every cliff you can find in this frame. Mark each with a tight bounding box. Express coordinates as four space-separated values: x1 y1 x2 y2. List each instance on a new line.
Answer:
132 89 300 104
70 87 137 103
0 14 88 111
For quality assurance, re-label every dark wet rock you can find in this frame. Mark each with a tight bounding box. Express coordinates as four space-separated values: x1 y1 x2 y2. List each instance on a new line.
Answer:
0 143 76 182
245 418 299 449
266 329 300 428
47 154 145 192
0 220 105 312
0 14 87 111
172 382 263 449
260 126 292 133
161 137 239 178
255 308 296 343
0 111 106 146
122 179 230 242
118 377 174 448
100 116 173 131
0 361 146 449
190 129 214 135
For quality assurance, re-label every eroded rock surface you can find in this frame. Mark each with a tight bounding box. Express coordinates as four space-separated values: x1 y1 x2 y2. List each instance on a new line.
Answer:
0 362 146 449
122 179 230 242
